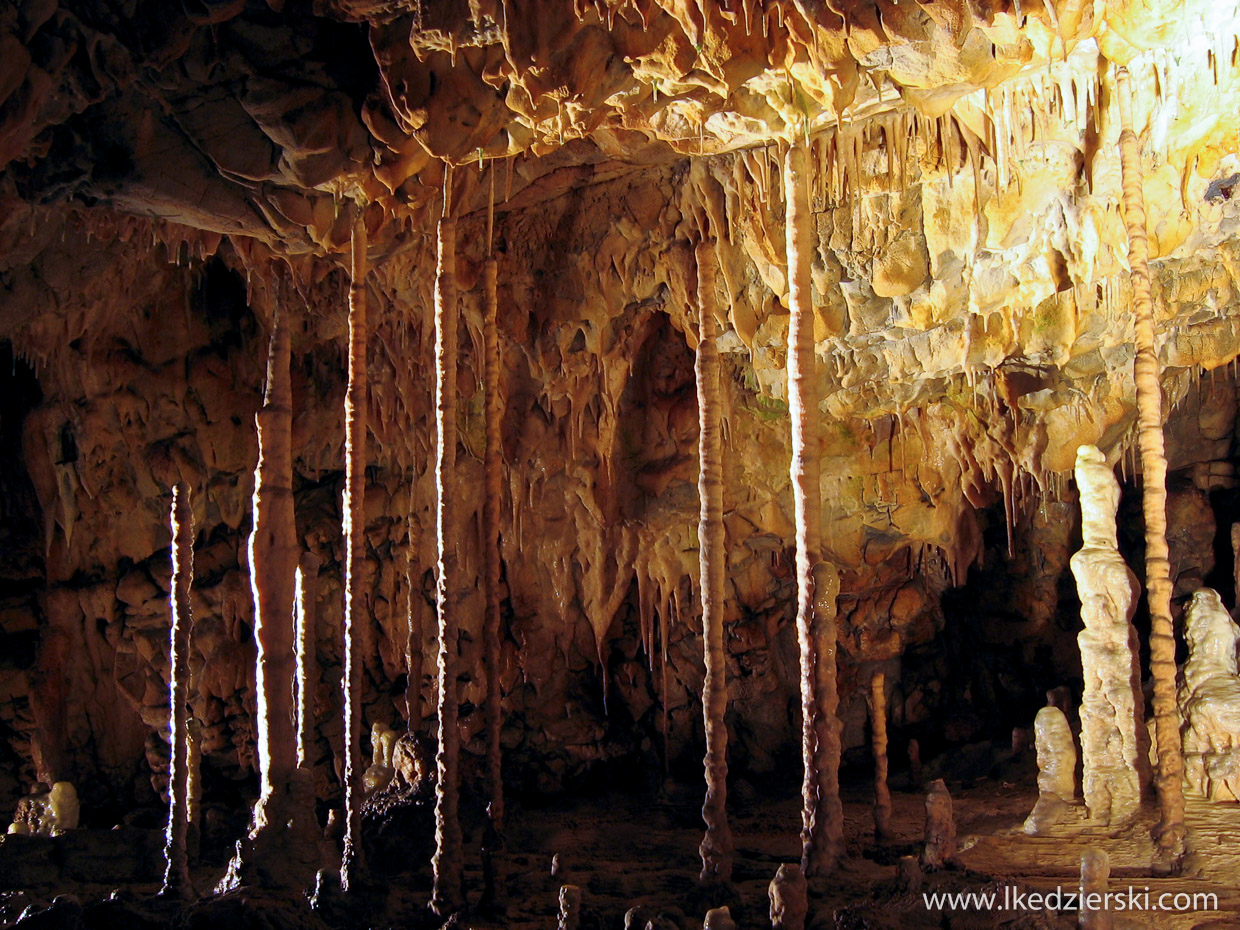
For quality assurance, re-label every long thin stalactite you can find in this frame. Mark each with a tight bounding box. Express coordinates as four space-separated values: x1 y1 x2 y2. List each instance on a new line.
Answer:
341 215 370 892
432 172 465 916
696 235 733 885
162 481 194 899
1115 67 1186 857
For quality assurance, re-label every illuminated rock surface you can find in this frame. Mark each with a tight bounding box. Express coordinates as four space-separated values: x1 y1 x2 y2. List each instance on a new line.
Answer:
0 0 1239 926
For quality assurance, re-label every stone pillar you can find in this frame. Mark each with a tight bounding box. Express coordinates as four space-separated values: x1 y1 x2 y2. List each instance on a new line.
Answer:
1071 445 1146 825
162 482 194 899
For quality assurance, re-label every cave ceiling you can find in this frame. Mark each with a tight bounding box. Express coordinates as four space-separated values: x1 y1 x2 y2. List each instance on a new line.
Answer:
1 0 1239 490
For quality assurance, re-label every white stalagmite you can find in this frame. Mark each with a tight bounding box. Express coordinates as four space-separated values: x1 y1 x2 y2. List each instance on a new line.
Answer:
1023 705 1077 835
695 236 732 884
1178 588 1240 801
162 481 194 898
785 139 842 875
1071 444 1146 826
432 177 464 916
1115 66 1186 857
341 215 369 892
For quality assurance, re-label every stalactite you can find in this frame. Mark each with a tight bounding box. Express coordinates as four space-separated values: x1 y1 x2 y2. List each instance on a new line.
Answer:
431 173 465 916
162 482 194 899
482 169 506 833
785 141 841 876
1116 67 1186 859
341 214 370 893
695 236 732 885
868 670 892 843
295 554 319 769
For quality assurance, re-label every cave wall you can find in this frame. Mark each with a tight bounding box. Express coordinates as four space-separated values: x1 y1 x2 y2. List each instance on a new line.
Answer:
2 88 1240 817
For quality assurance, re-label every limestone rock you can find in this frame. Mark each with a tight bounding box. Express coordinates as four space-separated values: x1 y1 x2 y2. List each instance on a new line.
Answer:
1071 445 1147 825
921 779 955 869
1023 705 1077 835
1179 588 1240 801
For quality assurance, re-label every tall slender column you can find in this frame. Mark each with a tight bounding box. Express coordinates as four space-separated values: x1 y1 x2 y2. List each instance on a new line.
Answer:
341 216 370 891
162 482 194 899
696 237 733 884
785 141 842 874
432 177 464 915
1116 67 1185 857
249 296 298 829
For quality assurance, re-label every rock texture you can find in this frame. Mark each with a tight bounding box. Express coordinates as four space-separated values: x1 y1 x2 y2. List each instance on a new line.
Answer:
1071 445 1146 826
0 2 1239 896
1179 588 1240 802
1023 705 1077 835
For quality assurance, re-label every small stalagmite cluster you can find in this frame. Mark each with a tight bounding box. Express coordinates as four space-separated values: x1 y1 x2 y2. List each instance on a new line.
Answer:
2 0 1240 928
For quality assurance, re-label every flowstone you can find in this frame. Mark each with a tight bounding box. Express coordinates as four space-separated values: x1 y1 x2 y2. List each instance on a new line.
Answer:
1071 445 1147 824
1178 588 1240 801
7 783 79 837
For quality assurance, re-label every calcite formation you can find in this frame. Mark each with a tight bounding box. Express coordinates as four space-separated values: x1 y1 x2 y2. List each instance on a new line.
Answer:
769 863 808 930
921 778 956 869
1 0 1240 925
6 782 78 838
1023 705 1077 835
1071 445 1147 825
1179 588 1240 802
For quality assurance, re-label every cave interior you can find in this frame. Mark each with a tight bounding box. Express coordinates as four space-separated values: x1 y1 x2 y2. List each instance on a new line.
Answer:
2 0 1240 927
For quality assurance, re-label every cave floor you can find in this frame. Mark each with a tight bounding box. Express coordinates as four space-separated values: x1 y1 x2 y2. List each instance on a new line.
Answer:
6 775 1240 929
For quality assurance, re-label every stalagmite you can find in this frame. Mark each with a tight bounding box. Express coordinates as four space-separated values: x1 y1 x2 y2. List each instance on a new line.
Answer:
703 906 737 930
558 884 582 930
431 174 464 916
1116 66 1186 856
921 779 956 869
1178 588 1240 801
785 139 841 876
1071 445 1145 826
244 280 316 887
695 236 732 885
896 856 922 891
162 482 194 899
769 863 808 930
868 670 892 843
295 554 319 769
341 214 370 893
1023 705 1077 835
482 173 505 832
1079 850 1112 930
